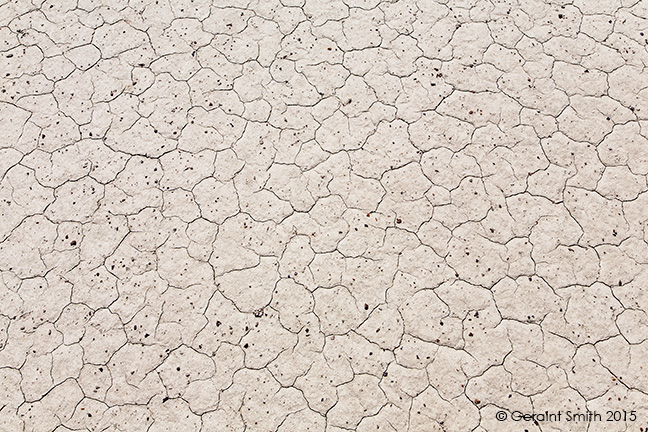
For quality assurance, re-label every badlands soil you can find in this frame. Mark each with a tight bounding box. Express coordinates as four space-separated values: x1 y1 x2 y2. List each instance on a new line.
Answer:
1 0 648 431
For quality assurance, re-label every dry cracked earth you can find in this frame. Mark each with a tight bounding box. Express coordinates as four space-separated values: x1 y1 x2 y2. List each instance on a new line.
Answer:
1 0 648 431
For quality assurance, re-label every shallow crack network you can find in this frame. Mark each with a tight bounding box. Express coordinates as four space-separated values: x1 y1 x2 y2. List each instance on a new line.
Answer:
1 0 648 431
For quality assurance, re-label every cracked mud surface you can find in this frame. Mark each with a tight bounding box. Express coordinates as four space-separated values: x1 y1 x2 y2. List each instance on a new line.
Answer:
1 0 648 431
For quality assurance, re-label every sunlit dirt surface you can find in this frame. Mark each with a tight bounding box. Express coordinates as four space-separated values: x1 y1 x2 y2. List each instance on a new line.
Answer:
1 1 648 431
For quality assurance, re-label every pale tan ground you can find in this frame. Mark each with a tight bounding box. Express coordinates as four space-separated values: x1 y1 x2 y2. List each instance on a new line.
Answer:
1 0 648 431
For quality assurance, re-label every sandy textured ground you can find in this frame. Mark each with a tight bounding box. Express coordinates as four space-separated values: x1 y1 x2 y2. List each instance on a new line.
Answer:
1 0 648 431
